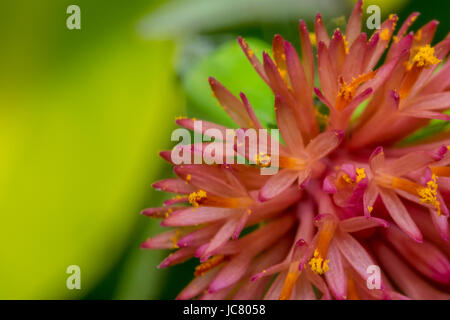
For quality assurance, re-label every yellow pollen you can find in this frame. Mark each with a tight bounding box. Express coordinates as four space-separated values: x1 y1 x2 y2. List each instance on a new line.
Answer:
380 28 390 41
186 174 191 182
309 32 317 47
248 49 254 58
342 168 366 184
278 68 287 80
170 230 181 249
255 152 271 167
342 173 354 184
309 249 330 275
175 116 187 120
188 190 207 207
355 168 366 183
368 206 374 213
336 72 376 110
412 45 441 68
194 255 226 277
342 35 349 54
417 174 441 216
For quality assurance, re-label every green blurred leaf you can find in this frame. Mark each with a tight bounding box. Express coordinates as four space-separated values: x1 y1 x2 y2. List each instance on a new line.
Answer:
183 38 276 127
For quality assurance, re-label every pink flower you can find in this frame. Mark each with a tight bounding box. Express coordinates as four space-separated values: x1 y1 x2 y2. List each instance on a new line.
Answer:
142 0 450 299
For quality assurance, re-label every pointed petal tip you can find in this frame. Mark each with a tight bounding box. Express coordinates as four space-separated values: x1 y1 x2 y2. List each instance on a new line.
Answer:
371 146 384 158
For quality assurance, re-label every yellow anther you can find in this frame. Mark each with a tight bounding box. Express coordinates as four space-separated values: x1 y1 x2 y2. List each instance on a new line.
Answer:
170 230 181 249
380 28 390 41
336 72 376 110
309 32 317 47
309 249 330 275
355 168 366 183
188 190 207 207
186 174 191 182
368 206 374 213
418 174 441 216
194 255 226 277
342 173 354 184
342 168 365 185
412 45 441 68
342 35 349 54
256 152 271 167
248 49 254 58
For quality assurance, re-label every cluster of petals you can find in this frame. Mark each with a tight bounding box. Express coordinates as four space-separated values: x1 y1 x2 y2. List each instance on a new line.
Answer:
142 0 450 300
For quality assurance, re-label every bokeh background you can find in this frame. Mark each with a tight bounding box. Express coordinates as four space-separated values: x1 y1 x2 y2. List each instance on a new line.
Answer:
0 0 448 299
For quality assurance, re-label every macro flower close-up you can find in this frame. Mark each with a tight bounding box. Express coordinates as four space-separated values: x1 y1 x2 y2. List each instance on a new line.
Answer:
142 0 450 300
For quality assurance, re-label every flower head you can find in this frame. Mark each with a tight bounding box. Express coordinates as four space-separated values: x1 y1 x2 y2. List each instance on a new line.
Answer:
142 0 450 300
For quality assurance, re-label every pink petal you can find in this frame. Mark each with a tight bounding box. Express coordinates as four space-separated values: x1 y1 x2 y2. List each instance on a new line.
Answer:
208 254 252 293
373 241 450 300
237 36 269 85
208 77 253 128
378 187 423 242
325 239 347 300
314 13 329 46
305 130 343 160
384 226 450 284
345 0 362 45
201 215 243 260
162 207 240 227
259 169 299 201
339 216 389 233
176 266 222 300
158 247 197 268
153 178 196 194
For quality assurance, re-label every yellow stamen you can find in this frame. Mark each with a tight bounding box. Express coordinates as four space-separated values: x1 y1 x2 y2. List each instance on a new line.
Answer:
380 28 390 41
194 255 226 276
336 72 376 110
342 35 349 54
309 249 330 275
355 168 366 183
418 174 441 216
170 230 181 249
309 32 317 47
342 173 354 184
186 174 191 182
188 190 207 207
255 152 271 167
341 168 366 185
412 44 441 68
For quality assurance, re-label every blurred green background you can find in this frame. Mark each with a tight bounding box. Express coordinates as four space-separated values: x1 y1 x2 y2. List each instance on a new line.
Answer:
0 0 448 299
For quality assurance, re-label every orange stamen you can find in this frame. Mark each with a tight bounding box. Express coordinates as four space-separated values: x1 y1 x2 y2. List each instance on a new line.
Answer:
194 255 226 276
336 72 376 111
431 166 450 177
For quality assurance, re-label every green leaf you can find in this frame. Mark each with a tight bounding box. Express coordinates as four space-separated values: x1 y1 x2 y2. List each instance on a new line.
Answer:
182 38 276 128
